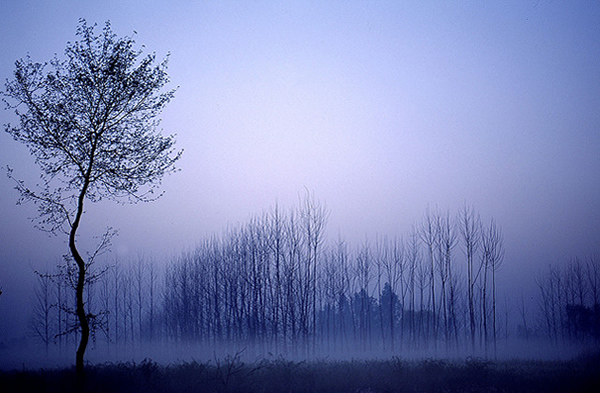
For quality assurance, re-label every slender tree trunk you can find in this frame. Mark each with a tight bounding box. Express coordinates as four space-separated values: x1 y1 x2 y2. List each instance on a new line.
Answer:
519 293 529 341
57 280 63 353
70 177 91 388
482 260 488 356
492 265 497 358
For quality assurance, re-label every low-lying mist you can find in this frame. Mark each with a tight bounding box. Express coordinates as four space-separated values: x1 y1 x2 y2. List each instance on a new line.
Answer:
1 337 593 371
6 200 600 374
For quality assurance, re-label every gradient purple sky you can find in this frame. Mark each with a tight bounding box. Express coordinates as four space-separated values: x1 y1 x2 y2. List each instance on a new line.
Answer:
1 1 599 341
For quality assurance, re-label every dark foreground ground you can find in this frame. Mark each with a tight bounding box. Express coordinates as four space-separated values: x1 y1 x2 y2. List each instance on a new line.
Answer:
2 352 600 393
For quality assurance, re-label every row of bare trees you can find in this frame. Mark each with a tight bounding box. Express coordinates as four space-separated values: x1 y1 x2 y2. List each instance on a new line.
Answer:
163 196 328 355
29 199 508 356
537 256 600 344
29 256 161 354
162 201 504 355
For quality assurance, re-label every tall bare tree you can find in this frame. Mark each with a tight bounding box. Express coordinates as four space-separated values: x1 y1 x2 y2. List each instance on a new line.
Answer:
29 273 56 354
377 236 403 350
420 208 438 344
299 191 328 353
458 204 481 351
3 20 180 383
405 226 421 348
437 211 457 347
481 218 504 356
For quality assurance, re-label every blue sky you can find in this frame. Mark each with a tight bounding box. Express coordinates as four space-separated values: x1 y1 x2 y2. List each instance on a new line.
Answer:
1 0 599 340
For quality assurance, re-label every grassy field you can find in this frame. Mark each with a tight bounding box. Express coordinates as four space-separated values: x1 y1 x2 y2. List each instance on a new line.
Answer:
2 352 599 392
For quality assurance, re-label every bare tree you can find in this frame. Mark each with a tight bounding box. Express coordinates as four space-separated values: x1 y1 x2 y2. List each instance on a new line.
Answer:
299 191 328 354
3 20 180 383
420 208 438 344
333 237 352 351
377 236 403 351
588 256 600 309
29 272 56 354
267 204 286 351
437 211 457 347
98 263 112 348
355 241 374 350
518 292 530 341
132 257 146 345
374 237 386 349
405 226 421 348
481 218 504 356
147 259 159 342
458 204 481 351
284 207 302 349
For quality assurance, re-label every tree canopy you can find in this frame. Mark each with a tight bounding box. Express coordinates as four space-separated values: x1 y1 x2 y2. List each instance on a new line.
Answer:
4 19 181 234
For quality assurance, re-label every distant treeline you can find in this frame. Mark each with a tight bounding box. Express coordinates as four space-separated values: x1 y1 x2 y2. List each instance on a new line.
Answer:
28 198 600 356
537 258 600 343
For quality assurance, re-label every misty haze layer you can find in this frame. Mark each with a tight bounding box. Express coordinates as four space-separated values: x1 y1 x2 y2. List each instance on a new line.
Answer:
1 0 599 368
11 199 600 370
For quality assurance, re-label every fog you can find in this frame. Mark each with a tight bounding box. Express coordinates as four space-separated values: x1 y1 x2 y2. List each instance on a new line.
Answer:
1 0 599 370
0 339 587 372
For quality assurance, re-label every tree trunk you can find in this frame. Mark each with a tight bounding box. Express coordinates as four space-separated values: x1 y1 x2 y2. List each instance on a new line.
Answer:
70 177 91 389
74 251 89 387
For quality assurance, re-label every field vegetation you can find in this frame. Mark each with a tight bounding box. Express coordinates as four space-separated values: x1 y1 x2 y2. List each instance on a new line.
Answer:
2 351 599 393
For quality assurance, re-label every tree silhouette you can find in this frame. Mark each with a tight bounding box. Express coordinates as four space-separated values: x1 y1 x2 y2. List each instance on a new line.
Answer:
3 19 180 385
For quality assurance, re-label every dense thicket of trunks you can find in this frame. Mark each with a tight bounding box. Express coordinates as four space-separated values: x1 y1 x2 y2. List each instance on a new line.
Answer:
30 199 598 356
